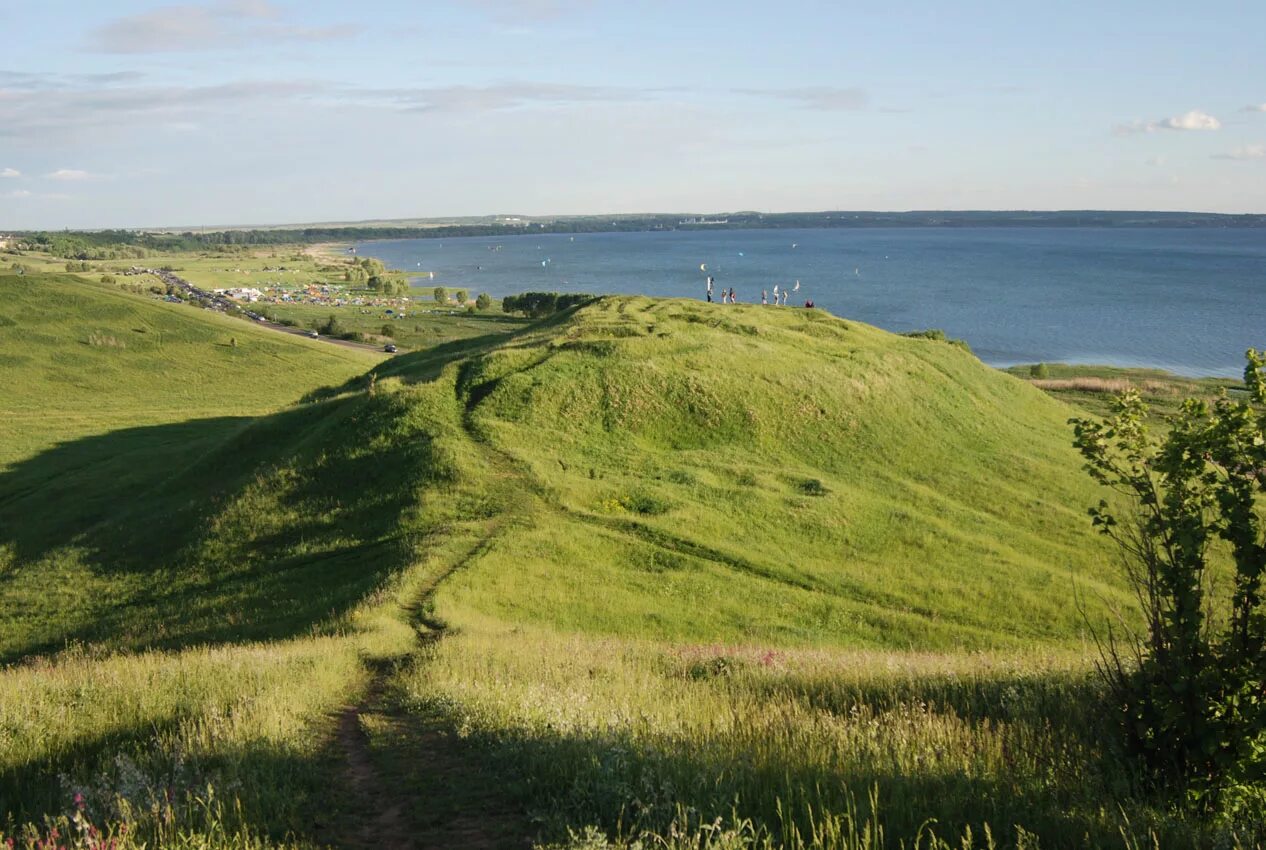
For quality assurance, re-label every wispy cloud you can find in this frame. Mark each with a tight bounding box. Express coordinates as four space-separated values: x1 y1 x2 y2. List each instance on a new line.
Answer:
1 168 20 178
1212 144 1266 161
6 189 32 198
85 1 359 54
383 82 645 113
1241 103 1266 113
47 169 93 181
735 86 869 111
1115 109 1221 135
0 76 332 141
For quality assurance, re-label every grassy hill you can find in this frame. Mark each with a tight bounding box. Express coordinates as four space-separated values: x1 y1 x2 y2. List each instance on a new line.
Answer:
0 272 379 468
4 292 1213 849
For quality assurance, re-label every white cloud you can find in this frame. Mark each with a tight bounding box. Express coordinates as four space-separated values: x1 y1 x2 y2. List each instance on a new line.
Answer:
1241 103 1266 113
1115 109 1221 135
1163 110 1221 130
1212 144 1266 161
48 168 92 181
0 167 20 178
86 1 359 53
6 189 32 198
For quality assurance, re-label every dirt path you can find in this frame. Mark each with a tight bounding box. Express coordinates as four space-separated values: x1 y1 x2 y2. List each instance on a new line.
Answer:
331 525 528 850
335 673 414 849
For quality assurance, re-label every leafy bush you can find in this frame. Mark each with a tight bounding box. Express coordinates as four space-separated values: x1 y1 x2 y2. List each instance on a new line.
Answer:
381 324 394 338
476 292 493 311
1071 349 1266 816
455 289 469 305
1031 363 1051 379
433 286 448 304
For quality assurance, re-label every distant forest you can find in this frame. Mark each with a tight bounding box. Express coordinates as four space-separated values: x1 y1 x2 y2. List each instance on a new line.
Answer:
12 210 1266 259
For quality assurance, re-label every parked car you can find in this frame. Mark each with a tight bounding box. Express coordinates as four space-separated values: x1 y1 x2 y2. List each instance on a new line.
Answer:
384 343 398 353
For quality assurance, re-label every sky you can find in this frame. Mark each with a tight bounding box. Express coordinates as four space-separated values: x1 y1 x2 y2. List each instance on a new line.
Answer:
2 0 1265 229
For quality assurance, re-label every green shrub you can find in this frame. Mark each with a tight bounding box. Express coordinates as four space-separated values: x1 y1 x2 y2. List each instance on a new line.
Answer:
1031 363 1051 379
798 478 828 496
476 292 493 311
903 328 973 355
1072 350 1266 814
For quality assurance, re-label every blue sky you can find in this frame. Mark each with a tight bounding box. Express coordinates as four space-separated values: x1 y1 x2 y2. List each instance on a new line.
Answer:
2 0 1264 228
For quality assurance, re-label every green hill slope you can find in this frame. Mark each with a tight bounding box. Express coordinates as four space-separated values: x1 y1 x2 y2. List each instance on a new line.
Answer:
413 296 1124 649
0 273 378 468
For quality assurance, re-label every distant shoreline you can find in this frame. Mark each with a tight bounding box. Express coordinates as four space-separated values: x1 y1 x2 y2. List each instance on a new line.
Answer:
13 210 1266 239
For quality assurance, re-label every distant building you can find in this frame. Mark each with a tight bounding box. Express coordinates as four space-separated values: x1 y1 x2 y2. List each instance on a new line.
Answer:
0 235 12 249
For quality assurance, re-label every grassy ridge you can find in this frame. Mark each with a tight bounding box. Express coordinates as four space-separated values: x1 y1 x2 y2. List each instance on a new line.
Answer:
421 297 1126 649
4 290 1206 847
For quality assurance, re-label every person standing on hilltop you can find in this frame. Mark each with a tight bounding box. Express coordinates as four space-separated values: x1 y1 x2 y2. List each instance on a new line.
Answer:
761 289 768 305
706 275 714 302
728 287 736 303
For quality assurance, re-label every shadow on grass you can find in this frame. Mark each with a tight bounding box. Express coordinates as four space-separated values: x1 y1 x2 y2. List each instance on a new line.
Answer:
0 713 368 847
0 391 437 663
403 679 1201 850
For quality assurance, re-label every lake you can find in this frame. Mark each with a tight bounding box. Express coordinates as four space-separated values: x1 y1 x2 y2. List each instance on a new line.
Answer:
356 227 1266 377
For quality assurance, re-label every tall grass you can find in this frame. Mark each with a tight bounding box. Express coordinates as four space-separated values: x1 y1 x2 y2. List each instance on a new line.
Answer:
403 617 1246 848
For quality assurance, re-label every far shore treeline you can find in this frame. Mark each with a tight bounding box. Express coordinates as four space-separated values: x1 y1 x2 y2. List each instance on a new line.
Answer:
11 209 1266 260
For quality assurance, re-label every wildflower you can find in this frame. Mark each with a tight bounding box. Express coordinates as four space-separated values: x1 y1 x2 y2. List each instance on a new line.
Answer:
74 793 86 811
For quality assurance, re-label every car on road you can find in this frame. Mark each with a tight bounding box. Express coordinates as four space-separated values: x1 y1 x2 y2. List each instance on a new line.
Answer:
384 343 398 353
308 330 319 339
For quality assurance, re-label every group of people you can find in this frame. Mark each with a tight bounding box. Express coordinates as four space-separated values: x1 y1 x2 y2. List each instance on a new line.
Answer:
705 276 812 308
705 276 738 303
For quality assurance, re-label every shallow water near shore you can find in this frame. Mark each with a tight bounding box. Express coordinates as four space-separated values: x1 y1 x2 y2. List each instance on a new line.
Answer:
357 226 1266 377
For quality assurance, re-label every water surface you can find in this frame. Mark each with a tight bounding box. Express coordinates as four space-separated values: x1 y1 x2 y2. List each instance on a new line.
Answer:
357 227 1266 377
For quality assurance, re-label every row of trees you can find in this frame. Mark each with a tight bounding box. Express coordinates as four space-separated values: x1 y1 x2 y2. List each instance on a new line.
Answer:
432 287 492 311
501 292 595 318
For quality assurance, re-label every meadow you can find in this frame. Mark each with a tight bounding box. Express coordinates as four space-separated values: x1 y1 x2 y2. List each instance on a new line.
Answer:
1 271 1258 848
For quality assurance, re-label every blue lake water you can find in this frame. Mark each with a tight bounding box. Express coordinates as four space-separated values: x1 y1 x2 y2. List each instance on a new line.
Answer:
356 227 1266 377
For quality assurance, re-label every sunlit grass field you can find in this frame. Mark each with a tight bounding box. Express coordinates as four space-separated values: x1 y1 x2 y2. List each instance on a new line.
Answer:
0 272 378 467
3 285 1253 848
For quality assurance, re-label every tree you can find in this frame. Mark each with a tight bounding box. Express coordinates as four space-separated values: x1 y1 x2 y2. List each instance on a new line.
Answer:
381 324 394 338
1071 350 1266 814
317 314 344 337
433 286 448 304
475 292 492 311
454 289 468 305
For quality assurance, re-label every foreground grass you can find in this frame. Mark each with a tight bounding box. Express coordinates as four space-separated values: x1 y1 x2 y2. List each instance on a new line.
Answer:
403 618 1238 848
